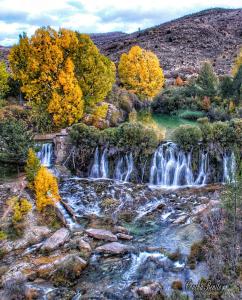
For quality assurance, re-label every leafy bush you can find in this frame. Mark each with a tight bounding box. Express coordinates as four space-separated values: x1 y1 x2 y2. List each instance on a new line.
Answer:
178 110 205 120
171 125 202 150
12 198 32 223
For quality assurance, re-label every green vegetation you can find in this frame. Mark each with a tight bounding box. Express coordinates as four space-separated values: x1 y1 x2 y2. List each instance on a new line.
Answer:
171 125 202 150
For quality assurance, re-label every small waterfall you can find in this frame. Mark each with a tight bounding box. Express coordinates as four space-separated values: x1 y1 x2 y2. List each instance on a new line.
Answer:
90 148 109 179
114 153 134 182
223 152 236 183
149 142 208 187
37 143 53 167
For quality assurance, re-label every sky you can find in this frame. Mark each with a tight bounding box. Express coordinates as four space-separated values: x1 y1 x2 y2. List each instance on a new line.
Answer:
0 0 241 46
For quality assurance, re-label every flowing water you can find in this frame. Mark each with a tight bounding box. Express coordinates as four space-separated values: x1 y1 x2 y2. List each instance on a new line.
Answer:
37 143 53 167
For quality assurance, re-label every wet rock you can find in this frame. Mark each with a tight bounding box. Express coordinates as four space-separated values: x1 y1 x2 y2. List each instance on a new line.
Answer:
86 228 118 242
95 242 133 255
77 238 92 258
113 225 129 234
41 228 70 252
134 282 164 299
192 204 208 215
116 233 133 240
173 215 188 224
37 254 87 279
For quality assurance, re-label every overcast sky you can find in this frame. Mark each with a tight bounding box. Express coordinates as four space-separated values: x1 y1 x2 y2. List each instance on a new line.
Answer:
0 0 241 46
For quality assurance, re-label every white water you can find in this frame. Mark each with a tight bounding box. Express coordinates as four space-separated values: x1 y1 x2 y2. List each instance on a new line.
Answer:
37 143 53 167
90 148 109 179
115 153 134 182
149 142 208 187
223 152 236 183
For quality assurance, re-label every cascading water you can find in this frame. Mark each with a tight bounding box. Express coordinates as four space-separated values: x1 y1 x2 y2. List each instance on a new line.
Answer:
37 143 53 167
223 151 236 183
90 148 109 179
149 142 208 187
114 153 134 182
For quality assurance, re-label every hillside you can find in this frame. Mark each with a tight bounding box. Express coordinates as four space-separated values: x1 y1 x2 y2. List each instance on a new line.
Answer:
92 8 242 80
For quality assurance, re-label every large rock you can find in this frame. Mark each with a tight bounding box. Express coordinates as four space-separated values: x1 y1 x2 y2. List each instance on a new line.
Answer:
86 228 117 242
77 238 92 258
37 254 87 279
95 242 133 255
134 282 164 299
41 228 70 252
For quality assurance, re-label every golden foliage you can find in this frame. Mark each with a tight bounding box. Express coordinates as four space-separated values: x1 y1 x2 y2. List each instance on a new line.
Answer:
48 57 84 126
74 34 116 106
175 76 184 86
25 148 41 184
118 46 165 98
34 166 60 212
232 48 242 76
8 196 32 223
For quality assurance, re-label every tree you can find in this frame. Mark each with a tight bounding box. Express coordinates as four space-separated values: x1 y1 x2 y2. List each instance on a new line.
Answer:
232 48 242 76
0 119 33 163
73 33 116 107
34 166 60 211
0 61 9 99
12 197 32 223
219 76 233 99
25 148 41 184
233 64 242 105
48 57 84 126
118 46 165 98
196 62 218 97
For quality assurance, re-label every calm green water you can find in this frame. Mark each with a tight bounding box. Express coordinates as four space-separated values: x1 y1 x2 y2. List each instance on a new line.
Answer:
138 112 197 139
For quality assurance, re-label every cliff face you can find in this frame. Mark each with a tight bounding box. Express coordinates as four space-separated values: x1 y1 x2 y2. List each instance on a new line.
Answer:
92 8 242 81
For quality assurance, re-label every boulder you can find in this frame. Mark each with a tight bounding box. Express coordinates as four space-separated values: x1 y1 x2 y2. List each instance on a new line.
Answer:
116 233 133 240
41 228 70 252
173 215 188 224
85 228 117 242
95 242 133 255
77 239 92 258
135 282 164 299
37 254 87 278
112 225 129 234
192 204 208 216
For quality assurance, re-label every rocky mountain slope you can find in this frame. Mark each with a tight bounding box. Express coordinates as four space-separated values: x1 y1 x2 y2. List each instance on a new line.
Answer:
92 8 242 80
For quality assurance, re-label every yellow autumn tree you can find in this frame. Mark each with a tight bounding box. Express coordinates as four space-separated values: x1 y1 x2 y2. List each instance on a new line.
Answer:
91 103 109 128
34 166 60 212
118 46 165 99
25 148 41 184
48 57 84 127
232 48 242 76
73 34 116 107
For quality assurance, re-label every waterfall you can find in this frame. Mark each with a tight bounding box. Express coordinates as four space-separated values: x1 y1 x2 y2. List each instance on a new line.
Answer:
223 152 236 183
114 153 134 182
149 142 208 187
90 147 109 179
37 143 53 167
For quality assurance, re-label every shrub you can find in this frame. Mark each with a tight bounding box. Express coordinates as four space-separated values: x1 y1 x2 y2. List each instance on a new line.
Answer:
171 125 202 150
171 280 183 290
34 166 60 212
12 198 32 223
0 230 7 240
25 148 41 185
70 123 100 148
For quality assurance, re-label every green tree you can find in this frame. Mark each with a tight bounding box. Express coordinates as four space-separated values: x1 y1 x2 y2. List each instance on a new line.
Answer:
0 119 33 163
0 61 9 99
196 62 218 97
73 33 116 108
233 64 242 105
219 75 233 99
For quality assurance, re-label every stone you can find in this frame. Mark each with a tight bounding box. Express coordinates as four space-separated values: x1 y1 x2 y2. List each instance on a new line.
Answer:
116 233 133 240
135 282 164 299
37 254 87 278
41 228 70 252
85 228 117 242
173 215 188 224
77 239 92 258
192 204 208 215
112 225 129 234
95 242 133 255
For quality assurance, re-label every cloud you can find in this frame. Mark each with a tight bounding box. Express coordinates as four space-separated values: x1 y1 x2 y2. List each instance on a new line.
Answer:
0 0 241 45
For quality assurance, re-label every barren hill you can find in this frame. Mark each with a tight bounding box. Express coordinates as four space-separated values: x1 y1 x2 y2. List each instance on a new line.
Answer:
92 8 242 81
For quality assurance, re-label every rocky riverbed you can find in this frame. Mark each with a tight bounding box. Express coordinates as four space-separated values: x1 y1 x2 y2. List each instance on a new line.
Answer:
0 177 223 299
